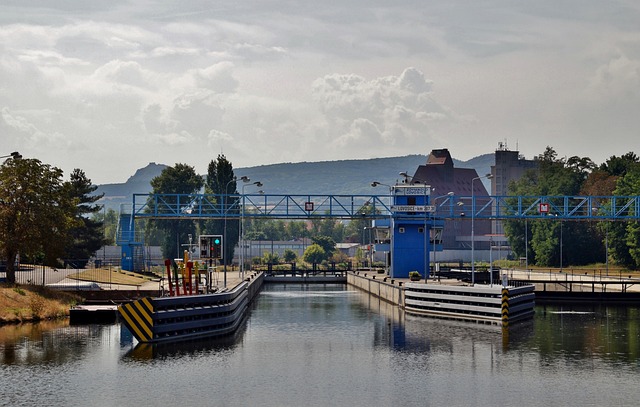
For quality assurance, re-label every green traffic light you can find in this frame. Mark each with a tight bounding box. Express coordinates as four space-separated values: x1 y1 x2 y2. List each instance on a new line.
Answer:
214 238 220 244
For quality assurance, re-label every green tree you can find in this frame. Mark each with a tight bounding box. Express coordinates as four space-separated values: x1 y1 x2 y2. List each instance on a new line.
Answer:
312 236 336 258
262 251 280 264
285 221 310 240
503 146 601 267
344 203 376 243
63 169 105 268
0 158 76 283
149 164 203 260
303 243 326 264
203 154 239 265
283 249 297 262
612 164 640 268
96 208 118 246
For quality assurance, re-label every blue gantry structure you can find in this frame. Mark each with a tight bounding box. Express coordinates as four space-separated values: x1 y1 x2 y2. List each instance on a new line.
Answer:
118 190 640 277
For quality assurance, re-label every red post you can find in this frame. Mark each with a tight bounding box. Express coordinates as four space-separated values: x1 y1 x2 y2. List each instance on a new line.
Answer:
187 261 193 295
193 262 200 294
165 259 174 297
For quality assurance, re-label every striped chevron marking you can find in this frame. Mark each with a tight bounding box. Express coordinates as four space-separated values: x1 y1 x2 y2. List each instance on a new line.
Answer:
119 298 154 342
501 288 509 326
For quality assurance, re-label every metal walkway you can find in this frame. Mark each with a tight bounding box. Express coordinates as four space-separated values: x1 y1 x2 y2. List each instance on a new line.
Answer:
128 193 640 221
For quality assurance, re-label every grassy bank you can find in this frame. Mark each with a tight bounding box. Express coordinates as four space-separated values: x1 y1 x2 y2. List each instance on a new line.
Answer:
0 285 82 324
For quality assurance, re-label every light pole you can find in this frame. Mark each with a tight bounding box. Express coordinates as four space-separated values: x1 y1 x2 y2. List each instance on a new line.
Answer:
432 192 454 281
525 219 529 271
1 151 21 160
560 219 563 272
471 174 493 285
222 176 249 288
371 181 393 276
241 180 262 278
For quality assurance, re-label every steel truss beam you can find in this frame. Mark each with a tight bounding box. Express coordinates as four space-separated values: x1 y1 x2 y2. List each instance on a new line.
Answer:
129 193 640 221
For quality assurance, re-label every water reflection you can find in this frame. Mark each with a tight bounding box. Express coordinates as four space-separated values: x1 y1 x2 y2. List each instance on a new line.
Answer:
0 321 119 366
526 304 640 364
0 286 639 407
122 316 250 362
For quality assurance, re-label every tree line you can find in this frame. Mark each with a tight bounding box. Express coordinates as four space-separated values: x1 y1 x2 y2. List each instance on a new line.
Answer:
4 147 638 286
504 147 640 269
146 155 375 267
0 158 104 284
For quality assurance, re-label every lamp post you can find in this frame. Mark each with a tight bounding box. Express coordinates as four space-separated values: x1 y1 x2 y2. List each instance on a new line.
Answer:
222 176 249 288
241 180 262 278
525 219 528 271
471 174 493 285
432 192 454 281
371 181 393 276
560 219 563 272
1 151 21 160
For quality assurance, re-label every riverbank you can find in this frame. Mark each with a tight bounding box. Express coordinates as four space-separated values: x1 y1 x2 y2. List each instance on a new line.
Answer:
0 285 82 324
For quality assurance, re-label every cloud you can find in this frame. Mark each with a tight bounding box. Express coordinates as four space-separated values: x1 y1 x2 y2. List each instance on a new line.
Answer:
312 67 452 154
2 1 640 183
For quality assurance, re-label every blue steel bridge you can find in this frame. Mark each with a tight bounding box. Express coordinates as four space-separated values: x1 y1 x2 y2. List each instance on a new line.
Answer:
127 193 640 220
118 192 640 275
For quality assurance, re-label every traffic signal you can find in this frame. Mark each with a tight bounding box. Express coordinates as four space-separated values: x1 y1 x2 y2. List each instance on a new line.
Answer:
211 236 222 259
199 236 209 257
199 235 223 259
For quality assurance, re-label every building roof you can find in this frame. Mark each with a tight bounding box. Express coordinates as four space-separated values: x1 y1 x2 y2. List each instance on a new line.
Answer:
411 149 488 197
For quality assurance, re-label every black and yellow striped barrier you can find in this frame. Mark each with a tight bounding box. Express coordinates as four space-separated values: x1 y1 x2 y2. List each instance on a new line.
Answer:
119 297 155 342
501 288 509 328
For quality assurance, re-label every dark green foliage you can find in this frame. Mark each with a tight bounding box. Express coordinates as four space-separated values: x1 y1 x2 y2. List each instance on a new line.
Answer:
63 169 105 268
311 236 337 258
303 244 326 264
203 154 239 265
504 147 605 267
149 164 204 260
0 158 75 283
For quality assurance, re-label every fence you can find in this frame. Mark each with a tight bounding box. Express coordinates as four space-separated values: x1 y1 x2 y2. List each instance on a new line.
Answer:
0 257 166 291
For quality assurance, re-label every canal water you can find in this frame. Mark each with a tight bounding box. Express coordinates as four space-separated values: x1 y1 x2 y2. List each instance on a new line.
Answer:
1 283 639 407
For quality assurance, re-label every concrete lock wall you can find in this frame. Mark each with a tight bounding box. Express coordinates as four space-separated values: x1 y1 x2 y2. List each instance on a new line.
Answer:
347 272 405 307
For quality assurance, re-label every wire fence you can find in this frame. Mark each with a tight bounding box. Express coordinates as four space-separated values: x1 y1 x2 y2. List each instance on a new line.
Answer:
0 257 166 291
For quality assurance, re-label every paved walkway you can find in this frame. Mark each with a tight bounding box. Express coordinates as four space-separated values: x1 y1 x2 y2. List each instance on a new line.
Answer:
502 268 640 293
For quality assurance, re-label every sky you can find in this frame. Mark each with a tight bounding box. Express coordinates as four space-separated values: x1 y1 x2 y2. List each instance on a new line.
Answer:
1 1 640 184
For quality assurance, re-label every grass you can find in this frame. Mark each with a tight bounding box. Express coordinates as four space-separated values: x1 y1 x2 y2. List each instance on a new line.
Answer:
68 268 158 286
0 285 82 324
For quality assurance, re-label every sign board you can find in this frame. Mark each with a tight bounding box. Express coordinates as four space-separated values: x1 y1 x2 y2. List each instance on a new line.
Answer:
393 186 431 196
539 203 550 214
305 202 314 211
391 205 436 213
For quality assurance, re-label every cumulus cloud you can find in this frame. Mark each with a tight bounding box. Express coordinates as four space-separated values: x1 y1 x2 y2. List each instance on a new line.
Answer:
587 53 640 100
312 67 453 154
1 1 640 182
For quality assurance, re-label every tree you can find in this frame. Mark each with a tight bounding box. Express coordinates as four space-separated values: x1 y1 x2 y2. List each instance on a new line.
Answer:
612 164 640 268
203 154 239 265
344 203 377 243
285 220 310 240
149 164 203 260
283 249 297 262
63 169 105 268
503 146 602 267
92 208 118 246
303 244 326 264
0 158 76 283
311 236 336 258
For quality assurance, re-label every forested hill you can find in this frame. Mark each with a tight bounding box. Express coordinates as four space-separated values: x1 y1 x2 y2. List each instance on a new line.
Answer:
95 154 494 210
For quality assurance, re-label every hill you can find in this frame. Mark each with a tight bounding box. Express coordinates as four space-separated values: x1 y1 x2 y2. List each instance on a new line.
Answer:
95 154 494 211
